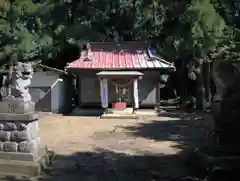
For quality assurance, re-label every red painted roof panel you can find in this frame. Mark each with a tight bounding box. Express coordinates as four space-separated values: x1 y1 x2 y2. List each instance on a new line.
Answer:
68 41 174 70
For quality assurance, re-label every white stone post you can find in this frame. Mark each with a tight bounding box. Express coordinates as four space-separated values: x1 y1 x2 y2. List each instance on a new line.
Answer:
100 78 108 108
133 79 139 110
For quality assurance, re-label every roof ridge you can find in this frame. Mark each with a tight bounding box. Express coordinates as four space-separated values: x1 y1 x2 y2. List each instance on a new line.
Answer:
68 41 175 70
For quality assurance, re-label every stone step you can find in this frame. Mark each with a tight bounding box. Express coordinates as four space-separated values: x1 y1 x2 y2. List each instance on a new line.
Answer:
105 108 162 118
0 150 54 177
0 112 38 121
0 146 47 162
0 159 41 177
106 108 133 114
101 113 139 119
107 108 159 115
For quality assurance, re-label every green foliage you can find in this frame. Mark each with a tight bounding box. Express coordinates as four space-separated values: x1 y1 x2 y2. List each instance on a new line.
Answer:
161 0 227 59
0 0 240 64
206 0 240 61
0 0 106 63
0 0 52 60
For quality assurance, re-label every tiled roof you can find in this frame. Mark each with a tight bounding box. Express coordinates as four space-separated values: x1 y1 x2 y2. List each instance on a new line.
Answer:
68 41 174 70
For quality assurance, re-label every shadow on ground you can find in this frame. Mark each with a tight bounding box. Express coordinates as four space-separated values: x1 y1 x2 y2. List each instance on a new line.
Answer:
35 113 207 181
37 149 201 181
1 150 201 181
124 113 207 150
68 108 105 117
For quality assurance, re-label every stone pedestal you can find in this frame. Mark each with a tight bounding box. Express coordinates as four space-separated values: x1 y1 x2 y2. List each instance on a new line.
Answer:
0 100 53 177
0 98 35 114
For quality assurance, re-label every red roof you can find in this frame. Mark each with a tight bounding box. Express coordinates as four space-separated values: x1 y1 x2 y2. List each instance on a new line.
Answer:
68 41 174 70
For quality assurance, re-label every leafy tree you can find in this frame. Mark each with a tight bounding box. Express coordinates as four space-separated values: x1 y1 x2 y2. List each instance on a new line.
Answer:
210 0 240 62
161 0 227 59
153 0 230 109
0 0 106 67
0 0 53 63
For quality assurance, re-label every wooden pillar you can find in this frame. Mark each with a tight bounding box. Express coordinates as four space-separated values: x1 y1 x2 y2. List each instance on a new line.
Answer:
77 75 81 108
100 78 108 109
180 59 185 103
133 78 139 113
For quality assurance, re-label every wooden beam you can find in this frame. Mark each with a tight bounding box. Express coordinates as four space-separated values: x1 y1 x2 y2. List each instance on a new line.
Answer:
37 64 68 75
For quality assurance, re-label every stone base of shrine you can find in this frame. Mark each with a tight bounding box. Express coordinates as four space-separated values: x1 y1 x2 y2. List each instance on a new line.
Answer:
0 149 54 177
101 108 165 119
101 113 140 119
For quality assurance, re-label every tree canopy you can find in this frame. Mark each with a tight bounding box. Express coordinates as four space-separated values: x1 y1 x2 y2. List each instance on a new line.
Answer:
0 0 240 66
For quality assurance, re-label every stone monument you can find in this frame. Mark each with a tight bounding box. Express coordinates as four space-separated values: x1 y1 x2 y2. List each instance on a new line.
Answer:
0 61 53 177
211 60 239 120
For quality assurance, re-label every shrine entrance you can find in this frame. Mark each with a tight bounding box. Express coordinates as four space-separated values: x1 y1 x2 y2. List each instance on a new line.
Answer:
97 71 143 113
108 77 133 106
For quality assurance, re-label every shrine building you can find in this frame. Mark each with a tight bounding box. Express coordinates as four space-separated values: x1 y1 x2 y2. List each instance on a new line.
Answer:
66 41 175 114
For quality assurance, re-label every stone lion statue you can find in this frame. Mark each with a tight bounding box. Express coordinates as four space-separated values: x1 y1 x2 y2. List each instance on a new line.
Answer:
211 59 240 150
11 62 34 101
0 62 35 102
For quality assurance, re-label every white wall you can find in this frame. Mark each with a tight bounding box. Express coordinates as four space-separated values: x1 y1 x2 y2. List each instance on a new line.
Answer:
51 78 65 112
29 71 64 113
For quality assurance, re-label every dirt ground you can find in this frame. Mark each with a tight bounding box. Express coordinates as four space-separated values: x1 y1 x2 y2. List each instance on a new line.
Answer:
22 111 207 181
0 112 208 181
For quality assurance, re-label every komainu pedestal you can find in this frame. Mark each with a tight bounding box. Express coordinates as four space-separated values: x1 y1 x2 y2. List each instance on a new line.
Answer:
0 100 53 177
0 99 42 157
0 62 53 177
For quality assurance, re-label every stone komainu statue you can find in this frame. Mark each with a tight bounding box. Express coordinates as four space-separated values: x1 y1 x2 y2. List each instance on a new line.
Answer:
11 62 34 101
212 60 240 152
218 74 240 149
0 74 8 100
0 62 34 101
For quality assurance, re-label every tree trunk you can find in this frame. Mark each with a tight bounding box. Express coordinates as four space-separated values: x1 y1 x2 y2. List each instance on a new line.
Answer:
179 59 186 103
196 61 205 111
0 52 7 62
7 55 14 97
131 0 136 38
203 60 211 104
